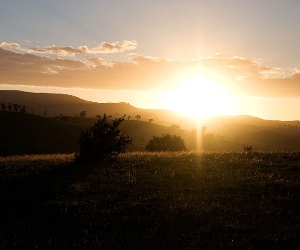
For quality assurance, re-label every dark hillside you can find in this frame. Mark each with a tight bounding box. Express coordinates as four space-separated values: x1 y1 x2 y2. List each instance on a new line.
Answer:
236 130 300 151
0 90 137 117
0 112 82 155
121 120 181 150
54 117 243 152
204 115 300 127
53 115 300 152
2 90 300 152
51 117 189 151
201 117 300 151
0 90 190 127
0 113 205 154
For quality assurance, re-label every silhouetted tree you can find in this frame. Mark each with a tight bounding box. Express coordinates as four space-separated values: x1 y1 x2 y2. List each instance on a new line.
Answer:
127 116 131 120
76 114 132 163
169 124 181 134
20 106 26 113
44 111 47 117
80 111 87 118
8 102 12 111
95 115 101 119
192 128 197 134
135 115 141 120
170 124 180 130
148 119 153 123
1 103 6 111
13 103 21 112
145 134 186 152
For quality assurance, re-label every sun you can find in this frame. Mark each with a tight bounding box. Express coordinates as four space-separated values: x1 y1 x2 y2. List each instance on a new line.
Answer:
165 74 235 119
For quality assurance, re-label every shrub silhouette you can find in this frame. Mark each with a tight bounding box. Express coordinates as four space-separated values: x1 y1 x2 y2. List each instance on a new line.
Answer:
145 134 186 152
80 110 87 118
76 114 132 163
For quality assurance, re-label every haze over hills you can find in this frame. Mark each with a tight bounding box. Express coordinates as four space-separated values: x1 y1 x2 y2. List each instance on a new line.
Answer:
2 90 300 154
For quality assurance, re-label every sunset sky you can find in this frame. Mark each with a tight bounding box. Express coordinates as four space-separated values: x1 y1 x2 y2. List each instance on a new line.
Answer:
1 1 300 120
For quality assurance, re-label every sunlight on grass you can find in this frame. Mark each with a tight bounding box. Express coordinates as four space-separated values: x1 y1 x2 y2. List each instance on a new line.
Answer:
0 153 74 178
0 153 74 164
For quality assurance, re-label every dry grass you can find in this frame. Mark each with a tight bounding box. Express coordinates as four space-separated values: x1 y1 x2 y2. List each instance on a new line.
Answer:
0 153 74 164
0 153 74 180
1 151 300 249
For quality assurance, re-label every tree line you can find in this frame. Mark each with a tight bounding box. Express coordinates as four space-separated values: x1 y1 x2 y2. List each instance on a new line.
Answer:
81 110 148 121
1 102 26 113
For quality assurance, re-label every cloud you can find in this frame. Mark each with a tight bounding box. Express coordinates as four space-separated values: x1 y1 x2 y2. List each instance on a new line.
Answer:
91 40 138 53
86 57 112 67
0 42 21 51
29 45 88 55
0 48 183 90
28 40 138 55
0 47 87 86
1 44 300 98
294 67 300 74
200 55 282 79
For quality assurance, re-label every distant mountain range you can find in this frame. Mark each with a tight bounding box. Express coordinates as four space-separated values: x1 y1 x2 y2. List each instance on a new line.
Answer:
1 90 300 154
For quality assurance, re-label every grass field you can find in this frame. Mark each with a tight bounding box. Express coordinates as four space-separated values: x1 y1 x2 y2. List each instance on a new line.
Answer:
0 152 299 249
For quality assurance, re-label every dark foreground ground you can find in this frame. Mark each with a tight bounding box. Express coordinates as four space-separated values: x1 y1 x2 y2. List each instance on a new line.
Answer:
0 152 299 249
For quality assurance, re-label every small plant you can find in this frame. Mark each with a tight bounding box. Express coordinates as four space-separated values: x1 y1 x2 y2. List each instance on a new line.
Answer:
145 134 186 152
76 114 132 163
243 145 252 154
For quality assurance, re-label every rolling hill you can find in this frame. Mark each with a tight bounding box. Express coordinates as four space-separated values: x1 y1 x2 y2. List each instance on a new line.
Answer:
0 111 82 155
201 116 300 151
2 90 300 154
0 90 193 128
0 111 244 155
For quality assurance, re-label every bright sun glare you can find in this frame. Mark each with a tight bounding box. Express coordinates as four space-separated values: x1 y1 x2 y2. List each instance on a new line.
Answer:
165 74 235 119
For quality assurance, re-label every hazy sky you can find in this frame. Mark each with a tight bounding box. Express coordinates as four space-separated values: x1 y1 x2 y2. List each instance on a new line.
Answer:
1 1 300 120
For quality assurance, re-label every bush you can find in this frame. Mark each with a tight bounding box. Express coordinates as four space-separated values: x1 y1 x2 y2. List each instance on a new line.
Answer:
76 114 132 163
145 134 186 152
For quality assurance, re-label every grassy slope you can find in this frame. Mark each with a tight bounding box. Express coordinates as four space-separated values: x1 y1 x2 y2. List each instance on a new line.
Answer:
0 112 82 155
0 152 299 249
2 90 300 151
63 116 300 151
3 110 300 155
55 117 243 152
0 112 241 155
203 118 300 151
52 117 190 151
